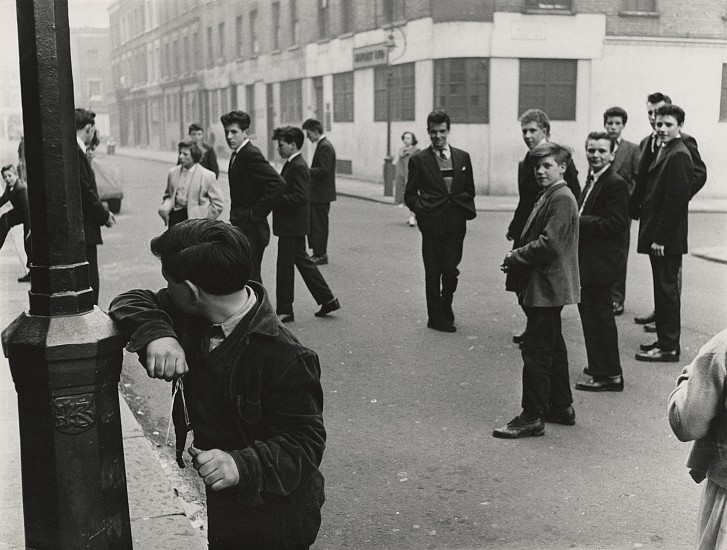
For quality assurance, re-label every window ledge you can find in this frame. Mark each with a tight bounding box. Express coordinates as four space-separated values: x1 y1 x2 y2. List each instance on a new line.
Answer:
338 32 354 39
619 10 660 18
316 38 331 45
523 8 574 15
271 49 282 56
287 45 300 51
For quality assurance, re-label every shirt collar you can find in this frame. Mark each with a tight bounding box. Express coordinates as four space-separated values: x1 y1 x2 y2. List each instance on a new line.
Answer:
287 151 301 162
76 135 87 153
431 143 451 158
591 163 611 182
214 286 257 337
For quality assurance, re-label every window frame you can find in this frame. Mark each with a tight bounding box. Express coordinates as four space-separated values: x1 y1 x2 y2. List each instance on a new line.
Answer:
433 58 490 124
519 58 578 121
280 79 303 125
333 71 354 122
374 62 416 122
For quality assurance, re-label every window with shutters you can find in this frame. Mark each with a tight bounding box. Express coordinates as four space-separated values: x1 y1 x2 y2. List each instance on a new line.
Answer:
519 59 577 120
280 79 303 124
374 63 415 121
433 58 489 123
333 72 354 122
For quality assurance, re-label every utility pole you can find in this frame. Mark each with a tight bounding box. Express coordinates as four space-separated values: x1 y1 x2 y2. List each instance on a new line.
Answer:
2 1 132 548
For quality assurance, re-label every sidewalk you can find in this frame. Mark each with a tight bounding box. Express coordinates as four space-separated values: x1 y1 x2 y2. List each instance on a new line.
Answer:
0 227 203 549
114 145 727 264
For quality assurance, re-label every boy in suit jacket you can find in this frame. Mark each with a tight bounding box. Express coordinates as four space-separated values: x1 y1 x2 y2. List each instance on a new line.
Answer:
186 123 219 179
76 108 115 305
0 164 31 281
302 119 336 265
630 104 693 362
159 140 223 227
272 126 339 322
575 132 629 392
404 110 476 333
221 111 285 283
632 93 706 328
603 106 640 315
495 142 580 438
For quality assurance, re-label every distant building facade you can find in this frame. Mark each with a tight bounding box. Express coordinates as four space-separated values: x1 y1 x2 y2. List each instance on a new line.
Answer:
70 27 115 139
109 0 727 197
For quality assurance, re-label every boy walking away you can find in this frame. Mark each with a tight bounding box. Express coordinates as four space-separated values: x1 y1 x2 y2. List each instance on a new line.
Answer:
0 164 31 281
495 142 580 438
272 126 340 322
109 219 325 549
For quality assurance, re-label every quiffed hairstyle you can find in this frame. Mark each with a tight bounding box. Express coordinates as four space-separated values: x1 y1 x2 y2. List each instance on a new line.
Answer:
1 164 17 176
585 131 616 152
530 141 572 167
647 92 672 105
220 111 251 132
519 108 550 137
401 131 418 146
302 118 324 134
655 104 685 126
177 139 202 163
75 108 96 130
150 219 252 295
603 106 628 126
188 123 203 134
272 126 305 149
426 109 450 130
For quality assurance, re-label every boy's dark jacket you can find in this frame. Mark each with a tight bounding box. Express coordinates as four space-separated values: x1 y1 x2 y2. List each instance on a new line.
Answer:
108 282 325 507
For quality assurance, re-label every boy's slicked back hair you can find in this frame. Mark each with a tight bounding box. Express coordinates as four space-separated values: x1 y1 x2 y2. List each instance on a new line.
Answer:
150 219 252 295
530 141 572 166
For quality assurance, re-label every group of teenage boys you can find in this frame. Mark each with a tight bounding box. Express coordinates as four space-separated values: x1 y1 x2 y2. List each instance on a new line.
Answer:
493 93 706 438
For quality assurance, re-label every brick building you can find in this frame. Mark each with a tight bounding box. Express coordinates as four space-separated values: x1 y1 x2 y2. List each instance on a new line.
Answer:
109 0 727 197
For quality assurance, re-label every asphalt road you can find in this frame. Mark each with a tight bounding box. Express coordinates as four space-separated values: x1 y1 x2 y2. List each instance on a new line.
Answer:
97 153 727 549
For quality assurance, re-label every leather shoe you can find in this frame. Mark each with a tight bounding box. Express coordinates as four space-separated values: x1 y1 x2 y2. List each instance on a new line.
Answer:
310 254 328 265
17 273 30 283
643 322 656 333
545 406 576 426
635 347 680 362
575 375 624 392
315 298 340 317
493 415 545 439
277 313 295 323
512 329 527 344
640 341 659 352
634 312 655 325
427 320 456 333
613 302 624 315
583 366 593 376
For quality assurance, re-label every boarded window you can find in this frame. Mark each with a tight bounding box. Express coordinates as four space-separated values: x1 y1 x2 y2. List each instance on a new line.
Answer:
434 58 489 123
333 72 354 122
519 59 577 120
374 63 415 121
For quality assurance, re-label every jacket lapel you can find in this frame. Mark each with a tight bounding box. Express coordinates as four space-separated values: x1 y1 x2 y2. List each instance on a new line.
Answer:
581 167 610 216
423 147 446 189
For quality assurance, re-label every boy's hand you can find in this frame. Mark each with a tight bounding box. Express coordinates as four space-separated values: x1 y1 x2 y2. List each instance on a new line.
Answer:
189 446 240 491
145 337 188 380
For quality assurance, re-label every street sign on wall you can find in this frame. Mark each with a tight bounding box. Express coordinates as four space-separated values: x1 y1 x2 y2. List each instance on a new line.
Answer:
352 43 389 70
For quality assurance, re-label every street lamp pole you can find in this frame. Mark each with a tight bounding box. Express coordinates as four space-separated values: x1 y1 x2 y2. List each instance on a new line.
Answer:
382 32 396 197
2 1 132 547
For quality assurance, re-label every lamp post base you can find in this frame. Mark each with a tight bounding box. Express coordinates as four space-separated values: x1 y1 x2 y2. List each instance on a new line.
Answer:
383 157 395 197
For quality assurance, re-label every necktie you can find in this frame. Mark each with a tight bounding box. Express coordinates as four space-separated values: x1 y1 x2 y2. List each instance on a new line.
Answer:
655 144 665 163
438 149 447 161
207 325 225 353
579 172 594 212
228 151 237 174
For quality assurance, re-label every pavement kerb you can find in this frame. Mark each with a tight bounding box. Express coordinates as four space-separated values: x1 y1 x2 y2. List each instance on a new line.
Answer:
0 226 204 550
113 146 727 264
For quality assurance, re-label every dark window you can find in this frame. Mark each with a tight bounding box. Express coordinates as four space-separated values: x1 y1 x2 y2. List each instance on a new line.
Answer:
374 63 415 121
218 22 225 62
192 31 199 69
250 10 259 54
519 58 577 120
206 27 213 68
621 0 657 11
341 0 354 33
246 84 256 134
318 0 330 39
382 0 405 23
336 159 352 174
720 64 727 121
272 2 281 50
291 0 300 44
524 0 572 9
313 76 324 120
182 35 190 73
434 58 489 123
280 79 303 124
333 72 354 122
236 16 243 57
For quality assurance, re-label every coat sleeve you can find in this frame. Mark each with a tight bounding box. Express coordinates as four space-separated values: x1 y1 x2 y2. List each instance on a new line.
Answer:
403 154 421 212
508 162 529 238
248 150 286 222
108 288 181 354
204 171 224 219
684 135 707 198
205 147 220 179
579 177 629 239
510 193 577 268
309 143 334 182
79 152 110 226
668 331 727 442
629 144 641 192
279 163 309 208
229 349 326 501
654 151 692 246
0 186 9 208
565 160 581 200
